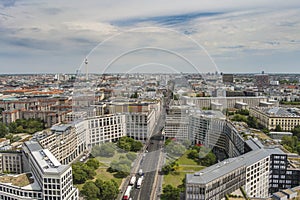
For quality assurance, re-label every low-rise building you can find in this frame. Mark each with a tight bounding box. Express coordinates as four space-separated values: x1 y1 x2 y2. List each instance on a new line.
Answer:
249 107 300 131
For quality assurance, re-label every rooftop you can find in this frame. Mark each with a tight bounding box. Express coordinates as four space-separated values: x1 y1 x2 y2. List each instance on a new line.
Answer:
0 173 35 188
24 141 69 174
255 107 300 117
186 147 283 185
50 124 72 132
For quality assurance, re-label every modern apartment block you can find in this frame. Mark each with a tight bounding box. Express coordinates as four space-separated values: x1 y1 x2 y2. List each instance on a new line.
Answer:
269 151 300 194
35 123 87 165
0 140 78 200
249 107 300 131
186 141 300 200
165 108 244 158
86 114 127 146
165 105 189 140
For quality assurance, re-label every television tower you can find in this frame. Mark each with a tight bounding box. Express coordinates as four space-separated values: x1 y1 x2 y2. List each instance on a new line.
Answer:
85 58 88 81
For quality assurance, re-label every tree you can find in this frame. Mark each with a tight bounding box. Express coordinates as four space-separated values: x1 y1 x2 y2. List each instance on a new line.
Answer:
247 116 259 129
292 125 300 139
117 136 143 152
161 185 180 200
161 161 178 175
86 158 100 170
72 162 96 184
101 180 119 199
200 152 217 166
275 124 283 132
165 142 186 157
81 181 100 199
0 122 8 138
188 150 199 160
232 114 247 123
110 158 131 177
131 141 143 152
126 152 137 161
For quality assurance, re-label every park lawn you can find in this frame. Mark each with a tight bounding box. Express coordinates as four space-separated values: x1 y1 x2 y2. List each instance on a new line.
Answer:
95 152 125 163
94 167 123 187
163 172 186 188
177 150 198 165
163 150 206 187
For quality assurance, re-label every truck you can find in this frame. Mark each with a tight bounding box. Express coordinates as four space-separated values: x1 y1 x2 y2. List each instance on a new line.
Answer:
123 185 132 200
129 176 136 185
136 177 143 189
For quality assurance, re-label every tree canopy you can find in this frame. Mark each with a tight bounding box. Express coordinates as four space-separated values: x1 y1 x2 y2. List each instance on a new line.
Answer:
81 179 119 200
161 184 180 200
117 137 143 152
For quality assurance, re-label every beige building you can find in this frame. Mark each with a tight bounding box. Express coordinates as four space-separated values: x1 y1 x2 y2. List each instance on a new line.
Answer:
249 107 300 131
0 152 23 174
36 123 87 165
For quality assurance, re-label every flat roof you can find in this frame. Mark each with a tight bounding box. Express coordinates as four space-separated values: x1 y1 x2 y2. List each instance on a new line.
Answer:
269 132 293 135
0 173 41 190
50 124 72 132
25 141 69 174
186 148 283 185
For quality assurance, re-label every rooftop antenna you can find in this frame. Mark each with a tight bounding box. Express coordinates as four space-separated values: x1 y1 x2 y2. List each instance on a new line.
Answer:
85 58 89 81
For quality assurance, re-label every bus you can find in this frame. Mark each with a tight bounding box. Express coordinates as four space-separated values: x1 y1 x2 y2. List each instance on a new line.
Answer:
136 177 143 189
129 176 136 185
123 185 132 200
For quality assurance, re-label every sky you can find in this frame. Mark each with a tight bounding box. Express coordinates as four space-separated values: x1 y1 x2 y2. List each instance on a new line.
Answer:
0 0 300 74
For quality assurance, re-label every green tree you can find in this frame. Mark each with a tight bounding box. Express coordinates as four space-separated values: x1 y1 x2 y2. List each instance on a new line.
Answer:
161 185 180 200
275 125 283 132
72 162 96 184
200 152 217 166
131 141 143 152
86 158 100 170
292 125 300 139
101 180 119 199
0 122 8 138
126 152 137 161
232 114 247 123
188 150 199 160
165 142 186 157
247 116 259 129
81 181 100 199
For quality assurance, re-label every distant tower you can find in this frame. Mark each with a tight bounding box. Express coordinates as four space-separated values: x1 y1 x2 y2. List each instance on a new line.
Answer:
85 58 88 81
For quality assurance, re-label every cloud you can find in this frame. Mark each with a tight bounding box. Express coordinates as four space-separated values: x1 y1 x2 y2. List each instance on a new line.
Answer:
0 0 300 73
0 0 17 8
112 12 224 27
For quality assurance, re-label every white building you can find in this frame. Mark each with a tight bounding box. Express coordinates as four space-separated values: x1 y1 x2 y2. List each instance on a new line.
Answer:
0 141 78 200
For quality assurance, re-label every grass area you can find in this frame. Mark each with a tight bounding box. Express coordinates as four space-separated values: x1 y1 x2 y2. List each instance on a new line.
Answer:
95 151 131 164
163 150 206 187
0 173 33 187
177 150 198 165
163 172 186 188
94 167 123 186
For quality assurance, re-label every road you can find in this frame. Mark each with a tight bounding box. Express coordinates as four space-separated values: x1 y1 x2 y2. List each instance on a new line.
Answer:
130 135 163 200
119 103 166 200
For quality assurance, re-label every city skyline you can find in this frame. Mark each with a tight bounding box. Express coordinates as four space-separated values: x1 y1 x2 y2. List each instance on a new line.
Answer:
1 0 300 74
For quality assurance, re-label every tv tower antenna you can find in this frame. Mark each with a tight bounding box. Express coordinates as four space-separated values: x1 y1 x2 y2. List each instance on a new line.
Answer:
84 58 89 81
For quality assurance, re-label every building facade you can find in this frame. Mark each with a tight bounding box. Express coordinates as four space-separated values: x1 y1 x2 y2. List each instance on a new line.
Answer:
249 107 300 131
0 141 78 200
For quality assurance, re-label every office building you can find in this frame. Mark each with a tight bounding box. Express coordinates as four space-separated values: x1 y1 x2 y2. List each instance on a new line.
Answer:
249 107 300 131
0 141 78 200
